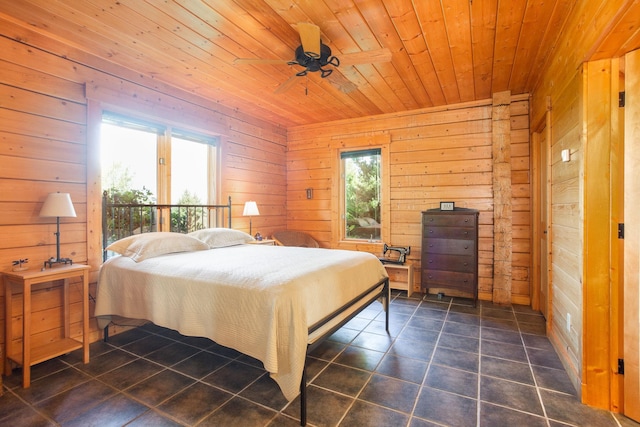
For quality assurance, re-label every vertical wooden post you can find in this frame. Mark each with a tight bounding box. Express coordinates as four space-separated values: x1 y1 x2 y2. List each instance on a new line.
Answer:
582 59 613 408
492 91 513 304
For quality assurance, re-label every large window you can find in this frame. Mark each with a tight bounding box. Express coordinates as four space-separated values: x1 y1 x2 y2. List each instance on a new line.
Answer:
100 113 218 245
342 148 382 240
100 112 217 205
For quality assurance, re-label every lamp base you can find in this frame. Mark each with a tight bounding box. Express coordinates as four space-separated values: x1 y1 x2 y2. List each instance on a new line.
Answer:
44 258 73 268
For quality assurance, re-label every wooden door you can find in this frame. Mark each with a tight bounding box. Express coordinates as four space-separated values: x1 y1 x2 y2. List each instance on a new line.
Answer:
624 48 640 422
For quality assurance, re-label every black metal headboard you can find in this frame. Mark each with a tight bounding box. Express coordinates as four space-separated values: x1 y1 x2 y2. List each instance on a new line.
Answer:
102 191 232 260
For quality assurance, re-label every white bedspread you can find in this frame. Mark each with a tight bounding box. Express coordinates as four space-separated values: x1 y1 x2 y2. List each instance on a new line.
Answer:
95 244 388 400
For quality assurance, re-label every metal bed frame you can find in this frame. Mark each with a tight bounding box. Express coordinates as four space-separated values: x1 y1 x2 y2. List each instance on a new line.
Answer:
100 194 390 426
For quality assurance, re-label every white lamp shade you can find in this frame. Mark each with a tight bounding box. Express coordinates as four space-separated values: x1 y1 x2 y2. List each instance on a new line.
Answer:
242 201 260 216
40 192 77 218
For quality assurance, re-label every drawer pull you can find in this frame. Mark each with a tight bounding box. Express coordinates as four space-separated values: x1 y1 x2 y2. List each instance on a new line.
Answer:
429 230 433 233
429 260 433 264
464 231 468 235
429 244 433 247
428 275 433 279
464 219 469 222
463 262 468 266
464 246 468 249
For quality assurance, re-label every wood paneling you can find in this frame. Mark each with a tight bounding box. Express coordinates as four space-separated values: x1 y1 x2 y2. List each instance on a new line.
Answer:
3 0 632 128
0 25 286 362
287 96 530 301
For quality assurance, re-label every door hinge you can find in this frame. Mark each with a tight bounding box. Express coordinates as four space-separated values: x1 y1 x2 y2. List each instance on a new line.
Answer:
618 223 624 239
619 91 625 108
618 358 624 375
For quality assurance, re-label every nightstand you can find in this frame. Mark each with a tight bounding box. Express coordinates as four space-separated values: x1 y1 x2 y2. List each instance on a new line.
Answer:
3 264 90 387
383 262 414 297
250 239 275 246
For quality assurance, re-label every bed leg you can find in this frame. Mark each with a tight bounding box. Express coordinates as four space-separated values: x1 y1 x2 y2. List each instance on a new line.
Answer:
103 325 109 342
384 278 390 333
300 362 307 426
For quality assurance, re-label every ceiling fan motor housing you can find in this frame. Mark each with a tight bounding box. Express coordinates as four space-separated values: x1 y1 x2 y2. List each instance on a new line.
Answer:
294 44 339 77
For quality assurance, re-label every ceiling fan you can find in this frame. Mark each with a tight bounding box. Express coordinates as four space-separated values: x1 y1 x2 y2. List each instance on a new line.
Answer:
234 22 392 94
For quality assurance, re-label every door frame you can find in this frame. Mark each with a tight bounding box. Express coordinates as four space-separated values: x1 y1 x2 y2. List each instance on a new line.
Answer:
531 108 552 323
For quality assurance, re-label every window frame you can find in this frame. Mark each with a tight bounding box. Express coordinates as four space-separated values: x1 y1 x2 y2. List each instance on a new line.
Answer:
332 142 390 249
100 111 220 206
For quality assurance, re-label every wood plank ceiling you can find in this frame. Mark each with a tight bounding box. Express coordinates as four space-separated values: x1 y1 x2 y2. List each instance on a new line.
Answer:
1 0 637 127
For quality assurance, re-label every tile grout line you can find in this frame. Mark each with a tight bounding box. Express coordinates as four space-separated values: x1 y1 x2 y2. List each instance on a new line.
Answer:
514 305 553 427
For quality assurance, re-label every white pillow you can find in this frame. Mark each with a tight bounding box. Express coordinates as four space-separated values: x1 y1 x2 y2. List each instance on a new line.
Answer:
106 232 209 262
189 228 254 248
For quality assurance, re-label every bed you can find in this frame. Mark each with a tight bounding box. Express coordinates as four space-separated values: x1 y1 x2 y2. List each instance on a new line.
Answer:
96 197 390 425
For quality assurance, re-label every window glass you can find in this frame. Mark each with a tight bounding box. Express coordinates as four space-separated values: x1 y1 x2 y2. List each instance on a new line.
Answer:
342 149 382 240
171 136 209 204
100 121 158 204
100 113 219 251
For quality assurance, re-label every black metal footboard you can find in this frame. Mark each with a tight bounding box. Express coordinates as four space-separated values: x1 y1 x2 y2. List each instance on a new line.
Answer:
101 276 390 426
300 276 390 426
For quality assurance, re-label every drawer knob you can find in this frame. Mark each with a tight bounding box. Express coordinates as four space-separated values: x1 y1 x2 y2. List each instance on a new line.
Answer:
429 244 433 247
464 246 468 249
429 260 433 264
429 230 433 233
464 219 469 222
464 231 468 235
428 275 433 279
463 280 468 283
463 262 468 266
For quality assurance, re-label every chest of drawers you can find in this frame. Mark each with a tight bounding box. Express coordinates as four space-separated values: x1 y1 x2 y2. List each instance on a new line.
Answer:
421 208 479 306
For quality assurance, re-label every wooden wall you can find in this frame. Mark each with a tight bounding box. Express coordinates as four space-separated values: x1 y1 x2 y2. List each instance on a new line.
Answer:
527 0 635 410
287 95 531 304
0 17 286 352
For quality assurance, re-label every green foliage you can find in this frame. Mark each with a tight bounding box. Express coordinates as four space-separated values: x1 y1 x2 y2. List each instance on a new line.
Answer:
345 154 381 239
170 190 206 233
103 162 157 246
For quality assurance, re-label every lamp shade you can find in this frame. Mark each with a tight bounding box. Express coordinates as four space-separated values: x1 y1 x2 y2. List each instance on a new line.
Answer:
40 192 77 218
242 201 260 216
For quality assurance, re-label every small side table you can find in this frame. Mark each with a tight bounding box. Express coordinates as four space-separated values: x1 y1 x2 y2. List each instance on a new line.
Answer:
383 262 414 297
250 239 276 246
3 264 90 388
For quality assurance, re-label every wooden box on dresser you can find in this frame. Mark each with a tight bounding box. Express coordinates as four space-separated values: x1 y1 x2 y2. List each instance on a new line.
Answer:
421 208 479 306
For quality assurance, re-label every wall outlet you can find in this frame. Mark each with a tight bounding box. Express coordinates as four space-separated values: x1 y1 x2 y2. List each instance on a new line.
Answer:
566 313 571 332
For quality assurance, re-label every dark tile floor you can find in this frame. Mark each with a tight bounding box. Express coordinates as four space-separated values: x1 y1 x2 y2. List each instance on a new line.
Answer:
1 292 638 426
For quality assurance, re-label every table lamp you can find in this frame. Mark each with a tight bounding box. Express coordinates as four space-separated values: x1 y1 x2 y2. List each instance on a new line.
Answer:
40 192 77 268
242 201 260 236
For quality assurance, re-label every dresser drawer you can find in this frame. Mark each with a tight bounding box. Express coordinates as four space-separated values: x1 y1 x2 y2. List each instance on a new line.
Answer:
421 270 476 293
423 225 474 239
422 253 475 273
422 238 475 255
422 214 476 227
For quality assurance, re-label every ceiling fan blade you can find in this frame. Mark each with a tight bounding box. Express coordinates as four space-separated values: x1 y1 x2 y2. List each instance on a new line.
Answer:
297 22 321 58
234 58 290 65
274 74 300 94
339 48 392 66
326 73 358 94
